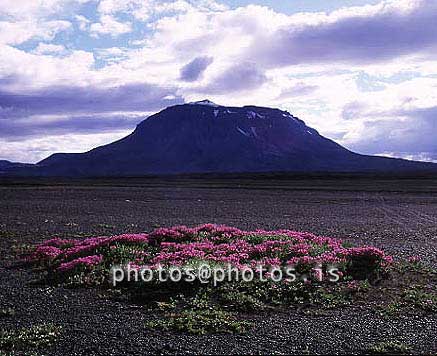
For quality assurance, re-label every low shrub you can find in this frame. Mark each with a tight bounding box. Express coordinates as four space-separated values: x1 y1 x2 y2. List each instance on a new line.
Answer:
0 308 15 318
366 341 411 354
22 224 395 334
0 324 61 352
25 224 392 286
146 307 251 335
402 286 437 312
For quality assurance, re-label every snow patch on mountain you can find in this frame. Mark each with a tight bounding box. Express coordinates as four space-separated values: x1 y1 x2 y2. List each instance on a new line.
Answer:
282 112 300 123
189 99 219 107
246 111 265 119
247 111 256 119
237 127 250 137
250 127 258 138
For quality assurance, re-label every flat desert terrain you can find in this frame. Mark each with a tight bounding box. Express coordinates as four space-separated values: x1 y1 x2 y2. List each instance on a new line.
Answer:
0 176 436 354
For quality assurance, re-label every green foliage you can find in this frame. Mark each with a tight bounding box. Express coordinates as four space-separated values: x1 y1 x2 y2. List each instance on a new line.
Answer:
312 289 351 309
267 281 313 305
0 231 17 239
146 289 252 335
359 279 371 292
402 286 437 312
378 301 403 318
341 241 355 249
146 307 251 335
218 289 265 312
396 260 437 276
366 341 411 354
377 286 436 317
308 243 330 257
240 234 288 245
63 267 107 287
96 223 115 230
0 308 15 318
10 244 34 257
216 279 314 308
0 324 61 352
103 243 147 265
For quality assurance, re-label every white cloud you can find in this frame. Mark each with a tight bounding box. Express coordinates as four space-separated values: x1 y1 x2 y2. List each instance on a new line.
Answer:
0 0 67 19
376 152 437 163
75 14 91 31
33 42 66 55
0 45 95 89
0 131 131 163
0 0 92 45
0 0 96 19
0 20 71 45
96 0 227 21
90 15 132 37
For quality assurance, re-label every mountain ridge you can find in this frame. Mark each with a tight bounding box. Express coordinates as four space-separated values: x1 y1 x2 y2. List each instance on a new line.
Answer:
3 101 437 176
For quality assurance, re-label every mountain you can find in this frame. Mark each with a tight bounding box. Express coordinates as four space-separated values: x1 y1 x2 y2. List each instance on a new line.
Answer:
0 160 34 173
0 160 15 169
4 100 437 176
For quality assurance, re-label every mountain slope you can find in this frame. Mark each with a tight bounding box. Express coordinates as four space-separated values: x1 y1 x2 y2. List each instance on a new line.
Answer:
9 101 437 176
0 160 34 173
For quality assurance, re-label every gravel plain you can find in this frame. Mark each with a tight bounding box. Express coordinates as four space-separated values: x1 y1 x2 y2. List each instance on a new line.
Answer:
0 176 436 355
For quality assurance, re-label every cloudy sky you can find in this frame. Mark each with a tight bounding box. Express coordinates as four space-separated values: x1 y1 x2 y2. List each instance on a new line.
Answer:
0 0 436 163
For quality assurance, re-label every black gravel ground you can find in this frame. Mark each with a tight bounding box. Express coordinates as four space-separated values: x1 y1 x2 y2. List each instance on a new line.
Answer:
0 176 436 355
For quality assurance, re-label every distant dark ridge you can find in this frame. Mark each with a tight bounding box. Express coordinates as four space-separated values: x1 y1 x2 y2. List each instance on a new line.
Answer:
2 101 437 177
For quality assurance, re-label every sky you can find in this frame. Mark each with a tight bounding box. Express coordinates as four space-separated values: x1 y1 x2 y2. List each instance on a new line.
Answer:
0 0 436 163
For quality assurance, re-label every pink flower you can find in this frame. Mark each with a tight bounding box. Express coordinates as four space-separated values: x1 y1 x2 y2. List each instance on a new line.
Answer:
27 224 393 283
408 256 421 263
57 255 103 272
29 246 62 262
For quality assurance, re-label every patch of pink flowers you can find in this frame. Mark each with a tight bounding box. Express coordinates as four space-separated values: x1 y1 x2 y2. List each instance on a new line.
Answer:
57 255 103 273
29 233 149 262
26 224 393 280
